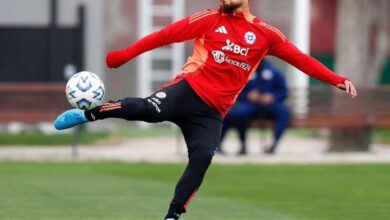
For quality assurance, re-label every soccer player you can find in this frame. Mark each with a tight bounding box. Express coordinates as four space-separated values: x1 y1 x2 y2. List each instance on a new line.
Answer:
54 0 357 219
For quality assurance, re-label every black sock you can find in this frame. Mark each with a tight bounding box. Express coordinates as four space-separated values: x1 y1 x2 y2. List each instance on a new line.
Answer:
164 213 181 220
84 98 160 122
164 202 185 220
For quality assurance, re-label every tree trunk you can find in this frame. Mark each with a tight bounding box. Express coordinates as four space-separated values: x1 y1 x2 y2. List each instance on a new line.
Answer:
368 0 389 84
330 0 372 151
331 0 389 151
335 0 372 83
329 127 372 152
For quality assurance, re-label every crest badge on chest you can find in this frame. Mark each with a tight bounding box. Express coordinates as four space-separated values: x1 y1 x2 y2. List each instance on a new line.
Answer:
244 31 257 45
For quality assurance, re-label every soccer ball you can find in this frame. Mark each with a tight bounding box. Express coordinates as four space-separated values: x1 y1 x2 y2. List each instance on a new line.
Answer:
65 71 105 110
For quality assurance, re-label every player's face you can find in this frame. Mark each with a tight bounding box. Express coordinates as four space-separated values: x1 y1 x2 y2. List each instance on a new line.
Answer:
220 0 247 13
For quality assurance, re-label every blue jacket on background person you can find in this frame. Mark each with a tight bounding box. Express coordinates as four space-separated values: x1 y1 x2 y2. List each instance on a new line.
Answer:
238 60 288 104
219 60 290 155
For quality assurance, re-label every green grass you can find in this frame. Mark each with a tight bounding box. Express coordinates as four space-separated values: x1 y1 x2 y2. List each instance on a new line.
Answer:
372 129 390 144
118 124 177 138
0 124 176 146
0 132 110 146
0 163 389 220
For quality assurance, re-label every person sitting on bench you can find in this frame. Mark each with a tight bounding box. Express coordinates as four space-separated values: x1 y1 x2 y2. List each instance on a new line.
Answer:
218 60 290 155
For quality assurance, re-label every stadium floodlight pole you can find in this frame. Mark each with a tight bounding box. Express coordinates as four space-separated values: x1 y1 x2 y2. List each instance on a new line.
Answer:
289 0 311 115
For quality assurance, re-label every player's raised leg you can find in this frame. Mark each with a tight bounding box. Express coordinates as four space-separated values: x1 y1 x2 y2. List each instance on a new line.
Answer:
54 99 148 130
54 80 189 130
54 95 169 130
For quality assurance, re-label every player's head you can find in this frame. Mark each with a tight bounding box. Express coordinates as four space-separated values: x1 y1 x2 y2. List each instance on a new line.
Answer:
220 0 249 14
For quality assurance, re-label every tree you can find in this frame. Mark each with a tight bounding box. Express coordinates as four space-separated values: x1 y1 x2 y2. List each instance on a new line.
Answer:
330 0 389 151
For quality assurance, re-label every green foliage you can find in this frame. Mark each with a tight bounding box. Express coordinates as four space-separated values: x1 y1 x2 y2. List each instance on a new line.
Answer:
118 124 176 138
372 129 390 144
0 163 389 220
379 59 390 84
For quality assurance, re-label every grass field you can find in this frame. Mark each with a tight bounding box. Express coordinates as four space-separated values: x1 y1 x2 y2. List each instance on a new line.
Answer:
0 132 110 146
0 163 389 220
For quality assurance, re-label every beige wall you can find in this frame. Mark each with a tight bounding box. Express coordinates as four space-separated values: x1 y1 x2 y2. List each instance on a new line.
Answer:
0 0 49 26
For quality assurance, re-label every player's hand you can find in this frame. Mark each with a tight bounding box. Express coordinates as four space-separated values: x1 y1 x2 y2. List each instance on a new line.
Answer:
248 90 262 103
106 50 128 68
336 80 357 98
261 94 275 105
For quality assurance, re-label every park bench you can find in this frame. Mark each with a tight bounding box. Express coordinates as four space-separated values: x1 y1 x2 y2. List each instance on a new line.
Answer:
248 86 390 151
0 82 84 156
251 86 390 129
0 83 69 123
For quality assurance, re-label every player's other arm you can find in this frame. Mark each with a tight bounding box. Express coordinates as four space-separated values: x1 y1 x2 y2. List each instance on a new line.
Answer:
265 24 357 98
106 10 217 68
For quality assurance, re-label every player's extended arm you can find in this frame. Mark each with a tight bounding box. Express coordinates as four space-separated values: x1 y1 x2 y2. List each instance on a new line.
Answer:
266 26 357 98
106 10 217 68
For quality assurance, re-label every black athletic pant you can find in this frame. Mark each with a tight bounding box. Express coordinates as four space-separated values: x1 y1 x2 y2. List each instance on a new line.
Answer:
85 80 222 218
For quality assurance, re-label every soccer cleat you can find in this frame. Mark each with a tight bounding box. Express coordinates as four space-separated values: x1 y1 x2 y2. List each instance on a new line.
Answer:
53 109 88 130
215 146 226 155
263 144 276 155
237 145 247 155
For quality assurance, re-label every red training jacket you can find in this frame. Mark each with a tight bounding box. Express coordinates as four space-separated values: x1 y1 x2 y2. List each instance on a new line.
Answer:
106 9 348 117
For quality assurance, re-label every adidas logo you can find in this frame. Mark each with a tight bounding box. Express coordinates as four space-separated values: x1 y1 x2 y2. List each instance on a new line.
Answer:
90 113 96 121
215 26 228 34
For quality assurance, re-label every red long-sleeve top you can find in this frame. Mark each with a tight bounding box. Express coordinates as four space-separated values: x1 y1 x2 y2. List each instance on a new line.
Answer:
107 9 348 117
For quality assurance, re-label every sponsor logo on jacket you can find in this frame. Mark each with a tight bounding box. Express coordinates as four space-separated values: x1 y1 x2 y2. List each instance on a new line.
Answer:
222 39 250 56
212 50 252 72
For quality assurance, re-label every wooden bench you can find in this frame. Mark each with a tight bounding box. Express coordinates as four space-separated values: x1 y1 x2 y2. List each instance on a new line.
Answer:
244 86 390 152
251 86 390 129
0 83 69 123
0 82 84 156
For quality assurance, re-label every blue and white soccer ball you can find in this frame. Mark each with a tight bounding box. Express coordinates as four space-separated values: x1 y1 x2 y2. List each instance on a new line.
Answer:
65 71 105 110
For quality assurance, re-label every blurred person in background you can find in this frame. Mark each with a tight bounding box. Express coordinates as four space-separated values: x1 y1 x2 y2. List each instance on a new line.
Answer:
54 0 357 219
218 60 290 155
